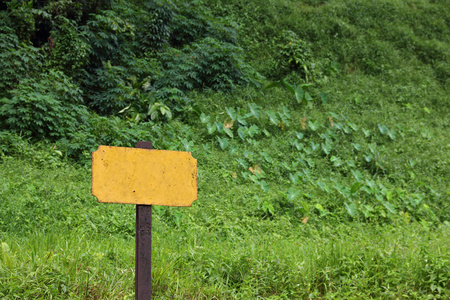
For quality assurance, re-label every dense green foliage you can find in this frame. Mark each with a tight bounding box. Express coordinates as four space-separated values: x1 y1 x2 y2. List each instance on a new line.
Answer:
1 0 449 298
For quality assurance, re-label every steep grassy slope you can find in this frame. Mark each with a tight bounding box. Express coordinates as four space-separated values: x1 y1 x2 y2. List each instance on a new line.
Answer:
1 0 449 298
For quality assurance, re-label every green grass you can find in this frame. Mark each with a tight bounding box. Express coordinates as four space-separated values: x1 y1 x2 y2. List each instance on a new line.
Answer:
1 146 449 299
1 0 450 298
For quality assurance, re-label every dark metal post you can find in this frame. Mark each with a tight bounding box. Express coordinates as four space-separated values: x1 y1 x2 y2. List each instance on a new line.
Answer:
136 141 153 300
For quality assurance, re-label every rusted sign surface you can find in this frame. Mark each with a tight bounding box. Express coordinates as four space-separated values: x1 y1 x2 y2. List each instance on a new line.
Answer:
92 145 197 206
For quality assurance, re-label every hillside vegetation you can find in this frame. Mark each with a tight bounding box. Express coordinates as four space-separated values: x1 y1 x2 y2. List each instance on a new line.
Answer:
1 0 449 299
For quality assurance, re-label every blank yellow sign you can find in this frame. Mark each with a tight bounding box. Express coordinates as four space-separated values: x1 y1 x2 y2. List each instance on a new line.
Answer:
92 146 197 206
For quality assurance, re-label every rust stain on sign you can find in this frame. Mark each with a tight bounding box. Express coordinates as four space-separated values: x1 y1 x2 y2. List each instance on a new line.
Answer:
92 146 197 206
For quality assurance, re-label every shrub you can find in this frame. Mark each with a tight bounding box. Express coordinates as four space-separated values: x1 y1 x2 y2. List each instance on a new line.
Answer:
84 61 129 115
275 30 316 81
137 0 174 52
0 33 43 97
5 0 36 41
58 114 154 162
0 70 88 139
85 56 163 116
158 37 261 92
49 16 91 79
82 10 135 67
0 131 29 158
170 0 237 47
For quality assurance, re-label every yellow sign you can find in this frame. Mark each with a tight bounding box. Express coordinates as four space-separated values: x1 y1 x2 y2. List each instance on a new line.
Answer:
92 146 197 206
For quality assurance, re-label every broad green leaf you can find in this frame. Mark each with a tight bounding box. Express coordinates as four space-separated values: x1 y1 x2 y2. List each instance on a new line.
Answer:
289 173 299 184
236 158 248 169
294 85 304 103
162 108 172 120
259 180 270 192
292 140 304 151
334 122 343 130
260 152 272 163
237 127 246 140
215 122 224 133
1 242 13 269
343 125 351 134
282 106 291 118
217 137 229 150
364 154 373 162
266 111 279 125
306 158 315 168
351 182 364 194
330 156 340 163
200 113 210 124
352 143 361 151
207 122 216 134
281 79 295 94
386 190 393 201
345 202 358 217
248 125 260 137
362 128 371 137
382 201 396 214
229 144 238 155
248 103 261 119
301 83 314 89
181 139 194 152
308 120 320 131
301 201 310 214
237 115 248 126
351 169 364 182
346 159 356 167
287 187 301 201
262 201 274 215
279 112 290 126
223 127 233 138
305 91 313 101
296 132 304 139
387 129 397 140
378 124 388 135
225 107 237 120
321 141 333 155
347 122 358 131
310 141 319 151
317 181 331 193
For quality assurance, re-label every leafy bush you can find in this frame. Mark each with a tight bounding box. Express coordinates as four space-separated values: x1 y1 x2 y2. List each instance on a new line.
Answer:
0 33 43 97
136 0 174 52
158 37 261 92
85 57 162 116
0 131 29 158
0 70 88 139
58 114 154 162
275 31 314 78
170 0 237 47
5 0 36 41
49 16 91 79
82 9 135 66
84 61 130 115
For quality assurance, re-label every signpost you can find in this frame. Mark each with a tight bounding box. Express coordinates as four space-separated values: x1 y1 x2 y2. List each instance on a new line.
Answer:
92 142 197 299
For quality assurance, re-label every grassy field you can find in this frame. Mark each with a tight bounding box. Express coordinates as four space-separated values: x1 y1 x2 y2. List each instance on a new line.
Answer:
0 155 449 299
1 0 449 298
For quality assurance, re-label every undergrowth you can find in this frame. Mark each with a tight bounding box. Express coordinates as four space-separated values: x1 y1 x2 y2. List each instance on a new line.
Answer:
0 0 449 298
